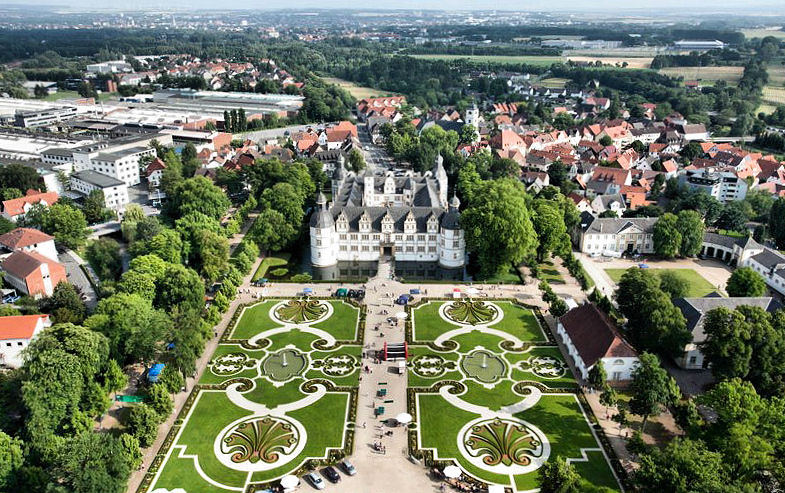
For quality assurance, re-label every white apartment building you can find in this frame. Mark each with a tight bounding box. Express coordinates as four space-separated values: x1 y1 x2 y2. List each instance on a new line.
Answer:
678 167 748 203
70 170 129 212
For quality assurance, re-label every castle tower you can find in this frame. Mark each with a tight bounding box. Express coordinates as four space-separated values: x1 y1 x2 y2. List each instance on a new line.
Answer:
309 191 337 267
331 160 345 202
465 103 480 130
439 195 465 269
433 154 448 207
363 167 375 206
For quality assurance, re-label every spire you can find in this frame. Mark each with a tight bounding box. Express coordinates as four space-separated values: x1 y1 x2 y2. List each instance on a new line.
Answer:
449 194 460 211
316 191 327 209
434 154 445 175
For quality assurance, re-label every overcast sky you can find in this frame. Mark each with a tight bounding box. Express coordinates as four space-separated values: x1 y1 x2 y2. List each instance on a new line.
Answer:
14 0 785 13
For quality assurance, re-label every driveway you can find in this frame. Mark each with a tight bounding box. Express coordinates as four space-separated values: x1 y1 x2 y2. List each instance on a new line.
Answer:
59 249 98 310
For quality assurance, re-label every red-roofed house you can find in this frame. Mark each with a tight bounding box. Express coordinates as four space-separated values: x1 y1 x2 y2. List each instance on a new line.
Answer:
2 190 59 223
146 158 166 188
557 303 639 382
490 130 526 151
0 250 67 298
0 228 58 261
0 314 51 368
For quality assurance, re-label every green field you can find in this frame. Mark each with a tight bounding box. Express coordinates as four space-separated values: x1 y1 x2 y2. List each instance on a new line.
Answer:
741 28 785 40
658 66 744 85
322 76 395 99
147 299 361 493
408 300 619 492
604 268 717 297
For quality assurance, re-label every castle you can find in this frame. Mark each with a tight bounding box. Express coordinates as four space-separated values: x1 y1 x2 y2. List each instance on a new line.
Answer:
309 155 465 270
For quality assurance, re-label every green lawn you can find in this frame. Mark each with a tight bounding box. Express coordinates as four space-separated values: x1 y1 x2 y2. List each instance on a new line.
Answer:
410 298 618 492
604 268 717 298
538 260 565 285
150 298 359 493
252 253 291 281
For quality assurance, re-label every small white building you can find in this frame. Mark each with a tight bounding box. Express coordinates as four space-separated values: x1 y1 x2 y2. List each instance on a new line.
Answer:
70 170 129 213
572 212 657 256
0 228 59 262
557 303 639 382
0 314 51 368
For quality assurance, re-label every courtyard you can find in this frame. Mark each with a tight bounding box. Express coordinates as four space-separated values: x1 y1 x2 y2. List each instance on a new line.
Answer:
408 299 621 492
146 298 362 492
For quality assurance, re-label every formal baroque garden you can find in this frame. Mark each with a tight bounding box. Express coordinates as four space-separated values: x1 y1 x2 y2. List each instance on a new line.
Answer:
407 299 621 492
144 298 362 493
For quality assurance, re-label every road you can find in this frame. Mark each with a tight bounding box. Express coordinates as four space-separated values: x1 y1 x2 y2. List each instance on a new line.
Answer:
357 123 395 171
59 249 98 310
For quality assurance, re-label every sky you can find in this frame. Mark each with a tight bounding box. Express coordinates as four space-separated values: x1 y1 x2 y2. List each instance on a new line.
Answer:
12 0 785 13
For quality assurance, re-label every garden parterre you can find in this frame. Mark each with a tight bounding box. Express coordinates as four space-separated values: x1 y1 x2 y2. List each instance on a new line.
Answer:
145 299 362 493
408 300 620 492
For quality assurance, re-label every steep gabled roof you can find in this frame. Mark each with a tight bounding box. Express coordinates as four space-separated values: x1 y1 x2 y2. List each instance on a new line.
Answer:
560 303 637 368
0 228 54 250
0 314 49 341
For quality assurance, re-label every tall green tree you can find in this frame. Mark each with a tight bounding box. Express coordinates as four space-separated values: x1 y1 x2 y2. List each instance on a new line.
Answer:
165 176 230 221
532 200 569 262
675 210 704 257
0 431 23 491
462 179 537 278
725 266 767 297
633 438 729 493
629 353 680 432
250 209 297 253
49 432 131 493
768 197 785 249
537 456 581 493
85 238 123 281
653 213 682 258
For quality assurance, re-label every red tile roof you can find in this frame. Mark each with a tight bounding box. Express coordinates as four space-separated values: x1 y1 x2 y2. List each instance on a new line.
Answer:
2 191 58 218
0 228 54 249
1 250 58 278
560 303 637 368
0 314 49 341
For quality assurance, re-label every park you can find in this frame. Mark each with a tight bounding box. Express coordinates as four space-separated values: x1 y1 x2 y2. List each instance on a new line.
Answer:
147 298 362 492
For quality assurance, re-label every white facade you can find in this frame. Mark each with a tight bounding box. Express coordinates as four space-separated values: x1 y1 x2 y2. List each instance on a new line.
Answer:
557 321 638 381
574 215 657 255
0 315 51 368
10 239 58 262
678 168 748 203
70 171 129 212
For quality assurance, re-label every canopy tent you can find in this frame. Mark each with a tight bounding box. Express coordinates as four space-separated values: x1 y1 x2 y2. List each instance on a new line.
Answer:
487 485 505 493
443 465 462 479
466 286 480 295
336 288 348 296
280 475 299 489
396 412 413 424
303 287 314 294
147 363 165 383
395 311 408 320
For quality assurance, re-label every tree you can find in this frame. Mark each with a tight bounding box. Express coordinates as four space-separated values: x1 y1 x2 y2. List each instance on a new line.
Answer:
658 271 688 299
165 176 230 221
126 403 159 447
587 361 606 390
0 431 23 490
38 283 86 325
726 267 766 297
85 238 123 281
653 213 681 258
0 163 42 191
103 359 127 395
154 264 203 315
31 203 88 250
599 385 618 415
598 135 613 147
49 432 131 493
462 179 537 278
250 209 297 253
147 229 183 264
538 456 582 493
768 197 785 249
716 202 748 232
459 124 478 144
194 230 229 283
679 142 704 161
547 160 568 188
146 383 173 419
260 182 305 228
629 353 679 432
532 200 569 262
675 210 704 257
633 438 729 493
82 190 110 224
118 433 142 470
347 148 366 173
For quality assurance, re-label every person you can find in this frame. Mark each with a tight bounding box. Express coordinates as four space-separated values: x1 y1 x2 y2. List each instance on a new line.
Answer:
362 422 366 429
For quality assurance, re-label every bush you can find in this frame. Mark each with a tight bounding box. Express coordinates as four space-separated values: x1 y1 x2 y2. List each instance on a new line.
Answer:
290 273 312 283
270 267 288 277
127 404 160 447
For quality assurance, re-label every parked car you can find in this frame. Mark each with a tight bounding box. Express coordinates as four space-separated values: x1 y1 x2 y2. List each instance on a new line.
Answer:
323 466 340 483
341 459 357 476
347 289 357 298
305 472 325 490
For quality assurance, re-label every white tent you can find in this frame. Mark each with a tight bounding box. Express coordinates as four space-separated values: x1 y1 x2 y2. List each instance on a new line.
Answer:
280 475 299 490
395 311 408 320
396 412 413 424
443 465 462 479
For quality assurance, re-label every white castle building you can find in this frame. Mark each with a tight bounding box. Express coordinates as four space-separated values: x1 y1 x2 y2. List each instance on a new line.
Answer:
309 156 465 269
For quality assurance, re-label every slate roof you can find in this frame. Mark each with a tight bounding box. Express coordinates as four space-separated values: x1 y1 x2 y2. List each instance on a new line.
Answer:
559 303 637 368
673 297 782 345
578 212 656 235
333 206 443 233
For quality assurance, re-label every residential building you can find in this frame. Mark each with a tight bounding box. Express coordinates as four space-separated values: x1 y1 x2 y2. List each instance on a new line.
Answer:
146 158 166 188
678 167 748 203
590 193 626 217
557 303 639 381
0 314 51 368
0 228 58 261
1 190 58 223
572 212 657 255
0 250 67 298
741 247 785 297
673 296 781 369
70 171 129 212
310 156 465 269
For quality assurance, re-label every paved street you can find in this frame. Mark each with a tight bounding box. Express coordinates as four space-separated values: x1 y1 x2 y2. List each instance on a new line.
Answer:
59 249 97 310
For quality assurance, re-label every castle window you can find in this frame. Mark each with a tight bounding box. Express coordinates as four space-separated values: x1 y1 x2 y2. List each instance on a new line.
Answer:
429 235 437 241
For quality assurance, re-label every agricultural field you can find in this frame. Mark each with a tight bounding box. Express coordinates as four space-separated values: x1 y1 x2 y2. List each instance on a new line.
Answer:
322 77 394 99
741 28 785 40
604 268 717 298
762 86 785 107
538 77 571 89
145 298 362 493
411 53 650 69
407 300 620 492
658 66 744 85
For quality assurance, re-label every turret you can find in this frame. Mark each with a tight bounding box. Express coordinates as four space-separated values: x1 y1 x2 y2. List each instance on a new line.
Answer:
439 194 464 269
433 154 448 207
363 167 375 206
309 191 337 267
331 158 345 201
